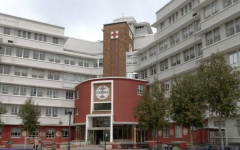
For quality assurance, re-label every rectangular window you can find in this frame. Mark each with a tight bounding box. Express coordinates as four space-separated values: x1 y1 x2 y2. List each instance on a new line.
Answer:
213 27 221 43
76 107 79 115
52 108 57 117
18 30 22 37
149 46 156 57
44 35 47 42
137 85 144 95
150 65 157 75
63 73 75 81
46 108 52 116
171 53 181 67
32 69 44 78
29 130 38 138
204 5 211 19
141 69 147 79
62 129 69 138
160 59 168 71
223 0 232 8
175 125 182 138
13 86 26 96
161 22 165 30
0 128 2 138
0 84 9 94
47 89 58 98
4 28 10 35
0 45 4 54
77 89 79 99
0 65 11 75
28 32 31 39
226 20 235 37
212 1 218 15
94 103 111 111
65 56 75 65
183 27 188 39
49 53 60 63
213 121 226 127
206 31 213 46
53 37 58 44
46 128 55 138
11 128 21 138
11 106 18 115
33 51 39 60
34 33 38 40
181 8 184 16
141 52 147 61
66 91 74 100
163 127 169 138
16 47 23 57
195 20 201 32
188 24 193 36
23 49 29 58
185 5 188 14
197 43 203 57
229 51 238 67
235 17 240 33
165 82 170 91
48 71 60 80
23 31 26 38
65 108 73 115
169 17 171 24
6 46 12 56
39 34 42 41
176 12 178 20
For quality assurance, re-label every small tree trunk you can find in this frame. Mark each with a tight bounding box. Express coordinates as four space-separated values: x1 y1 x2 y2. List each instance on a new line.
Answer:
217 116 224 150
152 129 155 150
189 127 194 150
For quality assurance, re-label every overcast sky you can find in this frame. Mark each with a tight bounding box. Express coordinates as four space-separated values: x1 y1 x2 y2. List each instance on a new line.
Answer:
0 0 170 41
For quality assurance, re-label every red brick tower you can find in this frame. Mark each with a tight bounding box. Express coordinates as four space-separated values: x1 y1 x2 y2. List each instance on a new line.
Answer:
103 22 134 77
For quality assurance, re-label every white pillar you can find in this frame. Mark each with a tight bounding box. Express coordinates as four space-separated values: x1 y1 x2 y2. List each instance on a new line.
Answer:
110 114 113 142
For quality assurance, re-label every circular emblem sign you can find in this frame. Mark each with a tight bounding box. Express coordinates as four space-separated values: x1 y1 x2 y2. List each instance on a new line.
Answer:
56 131 61 137
96 85 110 100
158 130 162 136
183 128 188 135
22 131 28 137
169 129 174 136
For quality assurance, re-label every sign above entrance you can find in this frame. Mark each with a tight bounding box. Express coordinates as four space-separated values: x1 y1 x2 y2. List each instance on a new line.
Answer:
96 85 110 100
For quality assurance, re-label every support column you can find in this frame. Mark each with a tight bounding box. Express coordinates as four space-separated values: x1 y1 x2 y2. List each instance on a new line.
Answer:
131 125 136 142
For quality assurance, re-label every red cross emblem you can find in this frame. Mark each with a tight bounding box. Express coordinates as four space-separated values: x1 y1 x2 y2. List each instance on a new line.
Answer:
111 31 118 39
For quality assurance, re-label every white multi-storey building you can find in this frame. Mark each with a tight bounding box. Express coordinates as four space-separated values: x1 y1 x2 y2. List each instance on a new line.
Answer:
0 0 240 146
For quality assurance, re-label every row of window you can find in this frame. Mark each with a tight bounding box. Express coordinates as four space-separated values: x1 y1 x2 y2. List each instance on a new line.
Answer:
0 65 96 82
140 44 202 79
0 128 69 138
1 104 73 117
142 20 201 61
160 2 192 31
3 27 59 44
0 84 74 99
0 45 101 68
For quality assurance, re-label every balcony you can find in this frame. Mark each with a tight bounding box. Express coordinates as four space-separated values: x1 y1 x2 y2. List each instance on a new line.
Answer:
203 32 240 58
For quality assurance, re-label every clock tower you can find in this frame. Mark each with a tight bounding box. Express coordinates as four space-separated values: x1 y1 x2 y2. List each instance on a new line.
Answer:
103 22 134 77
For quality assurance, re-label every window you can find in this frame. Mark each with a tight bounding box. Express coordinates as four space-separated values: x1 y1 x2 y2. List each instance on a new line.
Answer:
46 108 57 117
172 14 175 22
176 12 178 20
212 1 218 15
46 128 55 138
170 32 180 46
213 121 226 127
23 31 26 38
0 65 10 75
163 39 168 49
235 17 240 33
141 51 147 61
18 30 22 37
75 74 85 82
53 37 58 44
161 22 165 30
189 3 192 10
129 30 132 39
28 32 31 39
0 128 2 138
204 5 211 19
33 51 45 60
163 127 169 138
79 58 89 67
229 51 238 67
181 8 184 16
237 120 240 136
11 106 18 115
93 117 110 127
49 53 60 63
66 91 74 100
14 67 28 77
223 0 232 8
77 89 79 99
149 46 156 57
63 73 75 81
171 53 181 67
65 56 75 65
169 17 172 24
127 56 138 65
184 47 195 61
99 59 103 67
34 33 38 40
11 128 21 138
48 71 60 80
213 28 221 43
185 5 188 14
183 27 188 39
195 20 201 32
160 59 168 71
94 103 111 111
16 48 29 58
197 43 203 57
0 84 9 94
32 69 44 78
4 28 10 35
141 69 147 79
76 107 79 115
226 20 235 37
62 129 69 138
188 24 193 36
175 125 182 138
65 108 73 115
129 44 132 52
150 65 157 75
165 82 170 91
29 130 38 138
13 86 26 96
0 45 12 56
206 31 213 46
137 85 144 95
31 87 43 97
47 89 58 98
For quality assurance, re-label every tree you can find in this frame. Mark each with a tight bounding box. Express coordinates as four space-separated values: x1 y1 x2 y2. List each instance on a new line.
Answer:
18 98 41 136
0 102 7 127
133 79 171 150
170 74 207 150
198 52 240 149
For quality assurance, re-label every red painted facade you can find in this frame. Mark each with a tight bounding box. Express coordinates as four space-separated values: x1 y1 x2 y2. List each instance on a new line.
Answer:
74 78 148 124
0 125 74 144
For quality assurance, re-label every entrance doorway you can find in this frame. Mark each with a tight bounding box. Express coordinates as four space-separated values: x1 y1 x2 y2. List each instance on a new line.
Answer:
96 130 103 144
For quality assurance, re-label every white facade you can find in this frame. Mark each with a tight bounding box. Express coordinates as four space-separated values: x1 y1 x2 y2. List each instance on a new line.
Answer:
0 0 240 144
